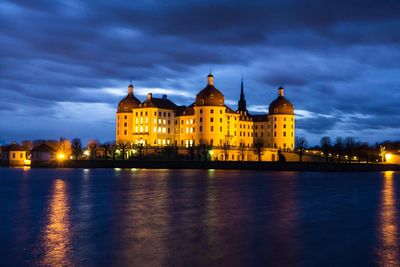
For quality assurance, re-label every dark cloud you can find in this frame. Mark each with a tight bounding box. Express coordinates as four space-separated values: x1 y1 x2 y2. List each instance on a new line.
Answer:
1 0 400 144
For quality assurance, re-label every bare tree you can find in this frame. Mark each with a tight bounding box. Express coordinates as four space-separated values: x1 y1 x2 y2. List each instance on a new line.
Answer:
103 142 114 160
71 138 82 160
222 142 230 161
295 137 308 162
344 137 356 163
239 143 246 161
118 141 129 160
253 139 264 162
320 136 331 162
87 140 99 160
334 137 344 163
58 138 72 158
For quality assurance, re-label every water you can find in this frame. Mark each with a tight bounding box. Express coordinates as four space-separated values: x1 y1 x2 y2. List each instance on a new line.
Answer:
0 168 399 266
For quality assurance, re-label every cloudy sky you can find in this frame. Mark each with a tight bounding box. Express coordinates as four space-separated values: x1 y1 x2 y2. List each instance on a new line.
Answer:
1 0 400 145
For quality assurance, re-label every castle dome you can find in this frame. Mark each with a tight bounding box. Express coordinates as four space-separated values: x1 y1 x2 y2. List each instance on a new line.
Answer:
117 84 141 113
195 74 225 106
268 86 294 115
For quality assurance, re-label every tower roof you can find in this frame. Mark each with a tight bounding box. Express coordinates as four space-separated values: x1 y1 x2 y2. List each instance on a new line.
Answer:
269 86 294 115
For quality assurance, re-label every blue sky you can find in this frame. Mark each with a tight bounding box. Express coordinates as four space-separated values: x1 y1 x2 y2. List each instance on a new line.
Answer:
1 0 400 145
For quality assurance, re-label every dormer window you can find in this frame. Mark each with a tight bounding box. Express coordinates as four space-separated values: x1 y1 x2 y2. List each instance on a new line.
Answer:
200 99 204 105
274 109 278 113
124 107 128 111
210 94 214 99
219 100 223 105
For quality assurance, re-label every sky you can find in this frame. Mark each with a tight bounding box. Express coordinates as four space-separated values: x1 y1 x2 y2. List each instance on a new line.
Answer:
1 0 400 145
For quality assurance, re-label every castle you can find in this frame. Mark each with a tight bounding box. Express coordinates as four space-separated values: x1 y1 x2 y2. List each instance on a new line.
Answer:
116 74 295 161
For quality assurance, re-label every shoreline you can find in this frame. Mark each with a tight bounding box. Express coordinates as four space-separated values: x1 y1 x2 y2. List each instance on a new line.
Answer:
2 160 399 172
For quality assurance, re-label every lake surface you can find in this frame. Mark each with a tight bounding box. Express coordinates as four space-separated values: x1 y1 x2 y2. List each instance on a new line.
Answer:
0 168 399 266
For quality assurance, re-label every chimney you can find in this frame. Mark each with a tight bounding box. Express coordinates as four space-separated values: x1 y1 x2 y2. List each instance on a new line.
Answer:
147 93 152 100
162 94 167 99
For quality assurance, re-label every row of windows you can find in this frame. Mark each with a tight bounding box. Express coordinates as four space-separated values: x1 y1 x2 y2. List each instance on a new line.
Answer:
134 111 173 117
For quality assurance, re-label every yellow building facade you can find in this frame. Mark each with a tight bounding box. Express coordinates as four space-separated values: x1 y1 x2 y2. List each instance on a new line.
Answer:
116 74 295 161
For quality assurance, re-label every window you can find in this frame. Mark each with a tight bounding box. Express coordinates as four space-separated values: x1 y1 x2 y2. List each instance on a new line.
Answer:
140 111 143 116
220 118 222 123
124 130 127 135
124 122 127 127
199 126 202 132
136 112 138 116
200 109 203 114
283 132 286 137
159 112 161 116
284 117 286 121
274 124 277 129
200 118 203 122
154 111 156 116
124 115 127 119
220 110 222 114
168 113 170 117
168 128 170 133
210 118 214 122
163 112 166 116
145 112 148 116
274 132 276 137
211 109 214 114
274 117 277 121
210 94 214 99
283 124 286 128
220 126 222 132
211 126 214 132
200 99 204 105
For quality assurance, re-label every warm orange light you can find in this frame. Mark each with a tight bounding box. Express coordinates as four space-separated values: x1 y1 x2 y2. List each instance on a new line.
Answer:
57 153 65 161
385 153 393 162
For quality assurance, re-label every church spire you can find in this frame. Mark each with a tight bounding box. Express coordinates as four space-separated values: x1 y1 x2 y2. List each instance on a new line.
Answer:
238 74 247 113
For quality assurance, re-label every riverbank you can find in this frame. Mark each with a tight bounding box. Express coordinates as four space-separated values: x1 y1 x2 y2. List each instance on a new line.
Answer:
1 160 398 171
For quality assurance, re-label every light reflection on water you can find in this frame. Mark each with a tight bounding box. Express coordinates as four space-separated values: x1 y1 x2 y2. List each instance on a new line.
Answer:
2 168 400 266
377 171 399 266
39 179 72 266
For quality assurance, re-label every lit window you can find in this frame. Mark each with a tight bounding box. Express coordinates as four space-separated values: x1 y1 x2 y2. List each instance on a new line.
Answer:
162 127 166 133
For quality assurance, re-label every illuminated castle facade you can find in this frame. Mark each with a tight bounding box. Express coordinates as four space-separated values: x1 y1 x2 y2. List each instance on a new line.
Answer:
116 74 295 161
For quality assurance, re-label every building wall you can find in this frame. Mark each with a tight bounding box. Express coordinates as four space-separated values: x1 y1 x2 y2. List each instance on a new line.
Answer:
116 112 133 143
268 114 295 150
3 151 27 166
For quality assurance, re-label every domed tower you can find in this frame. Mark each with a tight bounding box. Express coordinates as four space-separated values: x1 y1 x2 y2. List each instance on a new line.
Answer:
116 82 141 142
193 74 227 147
268 86 295 150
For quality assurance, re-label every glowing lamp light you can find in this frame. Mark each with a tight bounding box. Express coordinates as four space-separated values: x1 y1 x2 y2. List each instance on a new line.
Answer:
24 159 31 165
57 153 65 161
83 150 90 156
385 153 393 162
209 150 214 155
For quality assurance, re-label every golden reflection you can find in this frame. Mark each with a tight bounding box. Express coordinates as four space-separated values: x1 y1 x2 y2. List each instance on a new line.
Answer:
40 179 72 267
378 171 399 266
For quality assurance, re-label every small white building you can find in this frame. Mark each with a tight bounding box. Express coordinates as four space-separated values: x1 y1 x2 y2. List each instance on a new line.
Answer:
1 143 28 166
31 143 57 163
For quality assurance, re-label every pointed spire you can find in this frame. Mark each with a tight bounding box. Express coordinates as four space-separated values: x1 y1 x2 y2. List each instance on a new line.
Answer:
240 74 244 98
238 74 247 113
